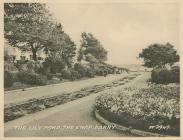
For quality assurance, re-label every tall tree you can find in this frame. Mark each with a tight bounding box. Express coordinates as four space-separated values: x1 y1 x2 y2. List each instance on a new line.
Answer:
44 23 76 73
139 43 179 68
77 32 107 63
4 3 53 61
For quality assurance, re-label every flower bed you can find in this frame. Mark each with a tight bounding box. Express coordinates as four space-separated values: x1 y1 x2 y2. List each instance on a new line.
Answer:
5 73 140 122
95 84 180 136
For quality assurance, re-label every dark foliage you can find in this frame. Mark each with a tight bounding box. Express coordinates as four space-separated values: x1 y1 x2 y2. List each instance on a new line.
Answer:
86 67 95 78
74 63 87 77
18 71 47 85
139 43 179 68
4 71 18 87
61 69 71 79
151 67 180 84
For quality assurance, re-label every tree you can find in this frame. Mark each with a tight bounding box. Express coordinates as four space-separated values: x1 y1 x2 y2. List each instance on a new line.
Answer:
77 32 107 63
48 23 76 67
139 43 179 68
43 24 76 73
4 3 53 61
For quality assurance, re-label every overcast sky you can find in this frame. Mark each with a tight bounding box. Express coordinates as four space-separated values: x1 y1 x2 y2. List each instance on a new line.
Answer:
47 2 179 65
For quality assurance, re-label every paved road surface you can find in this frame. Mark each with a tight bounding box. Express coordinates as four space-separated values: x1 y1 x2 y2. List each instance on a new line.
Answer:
5 72 150 137
5 74 128 104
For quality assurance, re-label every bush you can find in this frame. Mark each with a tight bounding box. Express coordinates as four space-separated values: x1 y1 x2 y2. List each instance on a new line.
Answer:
55 73 62 81
151 67 179 84
61 69 71 79
70 70 81 80
4 71 18 88
27 60 43 73
93 63 117 76
74 63 87 77
95 70 104 76
4 62 18 71
46 73 54 80
43 58 65 74
86 67 95 78
107 68 113 74
151 69 171 84
18 71 47 85
18 64 28 72
171 66 180 83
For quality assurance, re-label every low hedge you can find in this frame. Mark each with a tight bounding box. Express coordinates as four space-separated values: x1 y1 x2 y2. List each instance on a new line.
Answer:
74 63 87 77
4 71 18 88
171 66 180 83
61 69 71 79
46 73 54 80
151 67 180 84
18 71 47 85
55 73 62 81
86 67 95 78
70 70 81 80
47 73 62 80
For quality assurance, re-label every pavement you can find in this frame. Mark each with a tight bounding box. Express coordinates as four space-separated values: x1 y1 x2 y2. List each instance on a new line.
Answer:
4 72 151 137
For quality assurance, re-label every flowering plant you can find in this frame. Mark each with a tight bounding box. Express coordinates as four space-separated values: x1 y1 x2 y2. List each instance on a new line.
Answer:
95 84 180 135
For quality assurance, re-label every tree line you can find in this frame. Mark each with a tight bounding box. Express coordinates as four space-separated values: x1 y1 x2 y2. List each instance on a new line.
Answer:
4 3 107 68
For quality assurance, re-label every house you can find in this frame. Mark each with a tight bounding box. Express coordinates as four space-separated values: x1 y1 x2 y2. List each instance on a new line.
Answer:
4 40 47 63
172 62 180 67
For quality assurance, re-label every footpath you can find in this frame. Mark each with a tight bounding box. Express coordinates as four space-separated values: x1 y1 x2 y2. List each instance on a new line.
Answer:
5 74 128 104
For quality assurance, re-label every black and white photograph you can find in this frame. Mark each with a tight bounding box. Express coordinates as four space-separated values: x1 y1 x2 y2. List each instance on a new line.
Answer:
2 0 182 138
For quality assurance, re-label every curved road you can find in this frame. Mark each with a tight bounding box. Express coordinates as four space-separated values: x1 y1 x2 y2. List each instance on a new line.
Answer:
5 72 150 137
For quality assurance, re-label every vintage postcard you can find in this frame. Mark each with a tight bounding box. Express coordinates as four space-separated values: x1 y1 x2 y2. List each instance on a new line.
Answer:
1 0 182 139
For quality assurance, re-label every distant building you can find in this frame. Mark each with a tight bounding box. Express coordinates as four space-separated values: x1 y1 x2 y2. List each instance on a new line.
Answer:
172 62 180 67
4 40 47 63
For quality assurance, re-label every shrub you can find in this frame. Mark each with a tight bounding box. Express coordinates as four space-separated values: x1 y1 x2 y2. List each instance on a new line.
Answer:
86 67 95 78
18 64 28 72
4 71 18 88
46 73 54 80
93 63 117 76
43 58 65 74
71 70 82 80
95 70 104 76
171 66 180 83
107 68 113 74
34 74 47 85
38 75 47 85
18 71 47 85
93 64 110 76
61 69 71 79
4 62 18 71
27 61 35 73
151 69 157 82
27 60 43 73
74 63 87 77
55 73 62 81
151 68 179 84
157 69 171 83
93 66 104 76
